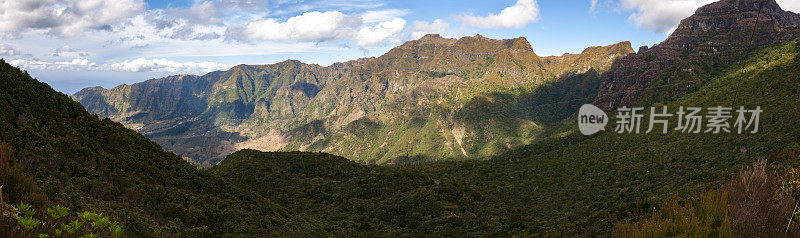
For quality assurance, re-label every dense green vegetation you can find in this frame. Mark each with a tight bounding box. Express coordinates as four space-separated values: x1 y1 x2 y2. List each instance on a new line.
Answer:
73 36 633 165
0 0 799 230
1 202 124 237
3 38 800 236
206 41 800 236
0 59 302 236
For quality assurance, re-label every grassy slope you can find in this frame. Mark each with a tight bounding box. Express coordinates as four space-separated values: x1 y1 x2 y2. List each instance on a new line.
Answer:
211 41 800 235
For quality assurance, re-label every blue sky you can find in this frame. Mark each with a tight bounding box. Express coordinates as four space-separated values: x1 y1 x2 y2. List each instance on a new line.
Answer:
1 0 798 94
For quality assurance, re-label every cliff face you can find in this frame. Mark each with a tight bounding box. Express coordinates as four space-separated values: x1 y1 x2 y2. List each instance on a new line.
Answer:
74 35 633 165
73 0 800 165
593 0 800 110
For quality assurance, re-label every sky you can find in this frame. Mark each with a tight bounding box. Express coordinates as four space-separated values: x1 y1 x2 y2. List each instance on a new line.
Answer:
2 0 799 94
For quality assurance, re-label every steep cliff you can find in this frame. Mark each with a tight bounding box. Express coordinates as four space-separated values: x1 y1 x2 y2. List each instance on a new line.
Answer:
593 0 800 110
73 35 633 165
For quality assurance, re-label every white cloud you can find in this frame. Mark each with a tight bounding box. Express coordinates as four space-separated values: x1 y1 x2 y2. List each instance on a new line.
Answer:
9 58 97 71
143 11 225 41
229 9 411 47
360 9 410 23
9 56 229 74
460 0 540 28
356 18 407 46
620 0 715 34
409 19 450 40
777 0 800 13
229 11 361 42
0 0 145 37
107 58 230 74
51 45 89 58
0 44 19 56
185 1 224 26
590 0 600 12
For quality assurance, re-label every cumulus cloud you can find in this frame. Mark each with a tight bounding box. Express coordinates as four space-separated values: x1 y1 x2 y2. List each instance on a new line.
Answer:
229 9 410 47
107 58 230 74
409 19 450 40
356 18 407 46
9 56 229 75
460 0 540 28
143 10 225 41
185 1 224 26
0 0 145 37
9 58 97 71
228 11 361 42
620 0 715 33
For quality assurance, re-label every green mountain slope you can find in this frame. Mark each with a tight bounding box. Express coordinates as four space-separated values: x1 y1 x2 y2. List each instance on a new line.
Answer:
4 0 799 236
594 0 800 109
72 37 634 165
0 59 314 236
2 26 799 238
209 38 800 236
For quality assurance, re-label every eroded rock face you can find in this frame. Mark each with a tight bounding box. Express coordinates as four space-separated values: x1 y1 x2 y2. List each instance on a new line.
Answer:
593 0 800 110
73 34 633 165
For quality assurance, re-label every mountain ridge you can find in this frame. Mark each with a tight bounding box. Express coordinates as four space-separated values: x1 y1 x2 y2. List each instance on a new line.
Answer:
593 0 800 110
5 0 800 235
74 35 634 165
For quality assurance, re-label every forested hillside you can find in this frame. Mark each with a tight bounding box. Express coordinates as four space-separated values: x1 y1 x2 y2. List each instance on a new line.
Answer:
5 36 799 236
73 36 634 165
211 40 800 236
3 0 800 236
0 59 309 236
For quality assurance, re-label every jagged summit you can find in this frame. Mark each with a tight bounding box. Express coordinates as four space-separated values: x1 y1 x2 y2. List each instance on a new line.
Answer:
398 34 533 52
73 34 633 164
419 33 443 39
581 41 632 54
667 0 800 47
594 0 800 110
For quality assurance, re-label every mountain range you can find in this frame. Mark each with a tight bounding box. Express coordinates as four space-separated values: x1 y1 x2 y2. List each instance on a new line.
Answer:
3 0 800 236
72 35 634 165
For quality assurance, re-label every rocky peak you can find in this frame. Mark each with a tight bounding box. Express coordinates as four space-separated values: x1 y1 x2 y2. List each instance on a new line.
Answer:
401 34 457 47
453 34 532 52
74 34 639 164
582 41 631 54
593 0 800 111
668 0 799 45
505 37 534 52
419 33 444 40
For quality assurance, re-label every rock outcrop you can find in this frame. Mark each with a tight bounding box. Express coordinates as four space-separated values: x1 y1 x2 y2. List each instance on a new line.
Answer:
73 35 634 165
593 0 800 110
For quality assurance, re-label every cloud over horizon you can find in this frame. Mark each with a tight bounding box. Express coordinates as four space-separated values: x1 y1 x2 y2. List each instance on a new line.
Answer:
7 57 230 75
460 0 540 28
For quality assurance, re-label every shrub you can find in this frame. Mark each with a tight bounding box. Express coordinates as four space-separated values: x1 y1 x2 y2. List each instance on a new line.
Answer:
614 160 800 237
0 202 124 237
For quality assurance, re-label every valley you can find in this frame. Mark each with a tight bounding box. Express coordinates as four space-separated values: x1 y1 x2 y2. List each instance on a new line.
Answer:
73 36 634 165
2 0 800 236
